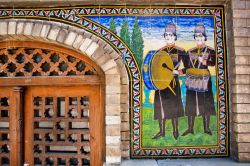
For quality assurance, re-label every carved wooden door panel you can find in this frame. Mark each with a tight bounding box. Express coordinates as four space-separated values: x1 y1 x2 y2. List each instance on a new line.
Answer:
24 86 103 166
0 87 24 166
0 87 12 166
0 85 103 166
0 42 105 166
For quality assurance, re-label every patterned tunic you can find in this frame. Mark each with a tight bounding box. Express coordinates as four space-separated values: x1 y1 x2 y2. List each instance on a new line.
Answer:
183 45 216 116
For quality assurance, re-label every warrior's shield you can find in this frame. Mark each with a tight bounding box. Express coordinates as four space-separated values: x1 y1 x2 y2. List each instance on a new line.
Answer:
143 50 174 90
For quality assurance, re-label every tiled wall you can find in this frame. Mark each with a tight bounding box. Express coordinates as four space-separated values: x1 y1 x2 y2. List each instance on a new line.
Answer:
1 0 250 163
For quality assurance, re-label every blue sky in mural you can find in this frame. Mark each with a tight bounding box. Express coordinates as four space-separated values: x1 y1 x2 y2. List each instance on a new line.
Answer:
87 16 214 44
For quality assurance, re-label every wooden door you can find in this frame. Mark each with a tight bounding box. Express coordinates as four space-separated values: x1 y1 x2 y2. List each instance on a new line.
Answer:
0 87 12 166
0 41 105 165
24 85 104 166
0 87 23 166
0 85 104 166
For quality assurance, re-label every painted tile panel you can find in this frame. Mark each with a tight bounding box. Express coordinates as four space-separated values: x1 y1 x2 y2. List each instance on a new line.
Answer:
0 6 228 158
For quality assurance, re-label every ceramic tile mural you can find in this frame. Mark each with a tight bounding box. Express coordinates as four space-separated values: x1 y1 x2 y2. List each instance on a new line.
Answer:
0 6 228 158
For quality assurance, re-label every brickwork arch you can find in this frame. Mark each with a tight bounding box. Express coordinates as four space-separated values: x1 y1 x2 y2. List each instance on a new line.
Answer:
0 18 130 165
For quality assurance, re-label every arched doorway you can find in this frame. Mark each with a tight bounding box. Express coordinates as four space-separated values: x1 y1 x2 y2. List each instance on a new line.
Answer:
0 41 105 166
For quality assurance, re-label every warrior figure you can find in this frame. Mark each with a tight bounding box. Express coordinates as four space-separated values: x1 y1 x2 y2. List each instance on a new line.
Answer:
182 23 216 136
152 23 186 140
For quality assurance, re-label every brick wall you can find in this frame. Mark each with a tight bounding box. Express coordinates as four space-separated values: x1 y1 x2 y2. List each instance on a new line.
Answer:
0 19 130 165
1 0 250 163
232 0 250 161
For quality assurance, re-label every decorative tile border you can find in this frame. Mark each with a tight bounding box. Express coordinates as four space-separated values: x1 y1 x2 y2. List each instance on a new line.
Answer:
0 6 228 158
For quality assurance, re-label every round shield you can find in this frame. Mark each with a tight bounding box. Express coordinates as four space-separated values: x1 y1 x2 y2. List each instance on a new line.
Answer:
143 50 174 90
151 51 174 90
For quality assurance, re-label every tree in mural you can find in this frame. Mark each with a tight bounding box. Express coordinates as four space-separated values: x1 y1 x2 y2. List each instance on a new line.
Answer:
131 17 144 68
109 17 117 34
120 18 131 48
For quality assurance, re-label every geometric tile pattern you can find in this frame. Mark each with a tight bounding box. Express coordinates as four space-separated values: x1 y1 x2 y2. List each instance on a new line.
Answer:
0 6 228 158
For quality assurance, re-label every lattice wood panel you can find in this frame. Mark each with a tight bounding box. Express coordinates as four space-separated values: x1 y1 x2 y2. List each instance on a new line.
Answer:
31 95 91 166
0 96 10 166
0 44 103 165
0 48 97 77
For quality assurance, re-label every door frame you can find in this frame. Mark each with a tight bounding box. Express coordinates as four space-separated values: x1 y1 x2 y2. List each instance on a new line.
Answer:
0 41 105 166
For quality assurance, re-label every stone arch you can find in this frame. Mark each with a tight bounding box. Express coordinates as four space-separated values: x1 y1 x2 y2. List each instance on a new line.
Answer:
0 18 131 165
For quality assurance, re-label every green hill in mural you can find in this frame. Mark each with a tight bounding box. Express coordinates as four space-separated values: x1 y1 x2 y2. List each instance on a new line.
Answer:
142 107 218 147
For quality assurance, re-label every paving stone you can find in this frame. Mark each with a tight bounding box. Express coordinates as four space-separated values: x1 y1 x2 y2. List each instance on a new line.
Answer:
101 59 117 72
64 31 77 46
8 21 16 34
16 22 24 34
72 34 84 49
39 24 50 38
32 22 43 36
0 22 8 35
106 116 120 125
106 136 121 145
56 29 68 43
85 41 99 56
47 26 60 40
23 22 34 35
79 38 92 52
